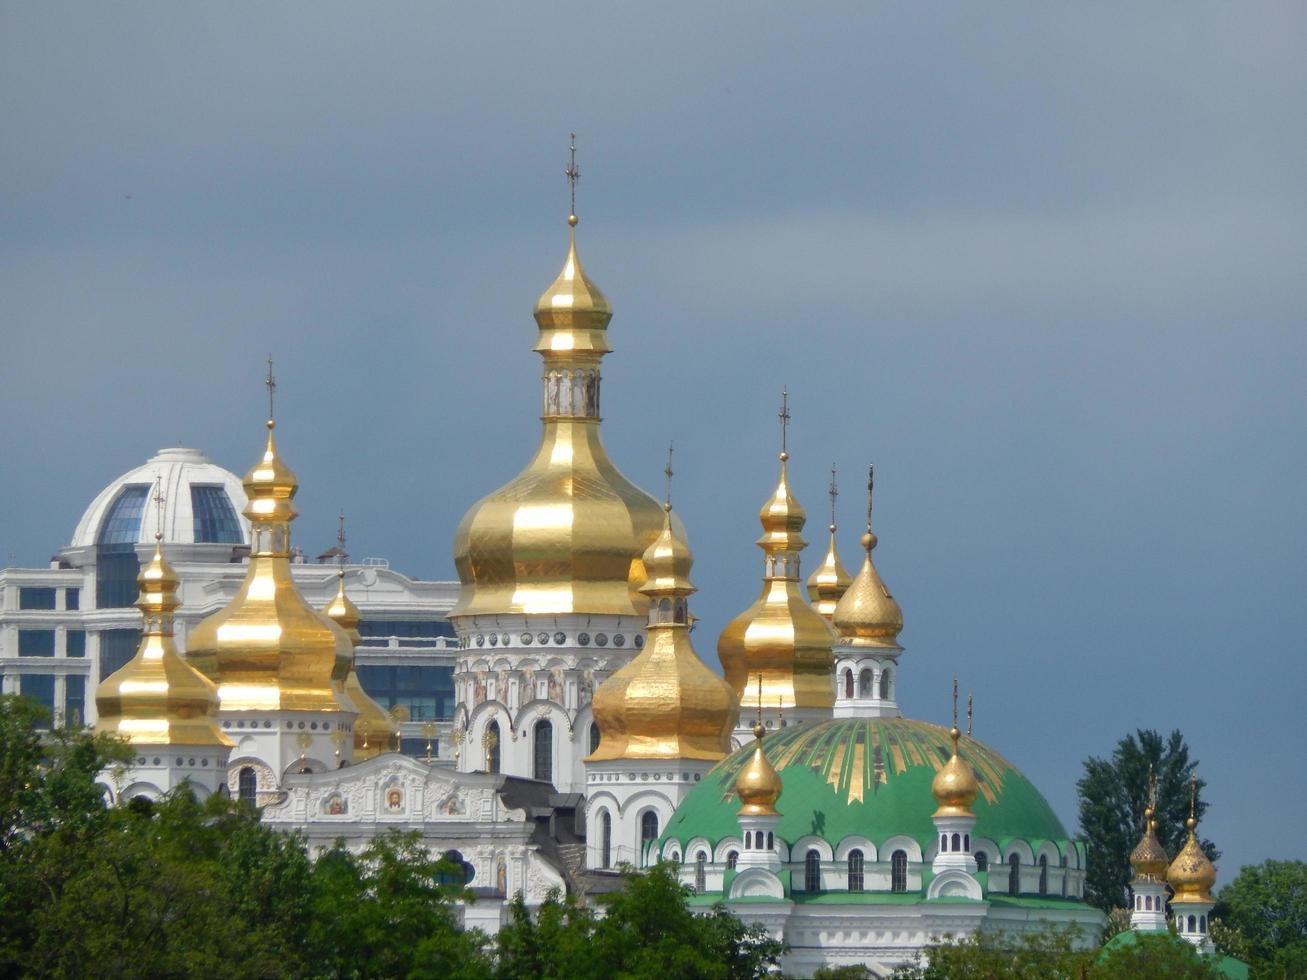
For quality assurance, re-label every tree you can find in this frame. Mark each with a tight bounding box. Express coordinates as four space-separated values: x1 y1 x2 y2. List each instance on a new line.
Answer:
1092 933 1225 979
1077 729 1218 911
1215 860 1307 972
889 925 1086 980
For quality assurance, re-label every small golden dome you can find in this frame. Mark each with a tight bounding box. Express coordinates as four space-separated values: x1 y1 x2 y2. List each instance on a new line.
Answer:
807 526 853 621
931 727 980 817
321 570 397 761
95 538 231 748
532 225 613 355
831 532 903 647
1168 817 1217 903
589 507 738 762
736 723 782 816
1129 807 1170 881
757 453 807 554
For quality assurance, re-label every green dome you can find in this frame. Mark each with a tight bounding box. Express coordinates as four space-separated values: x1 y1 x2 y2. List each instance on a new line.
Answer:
661 716 1073 854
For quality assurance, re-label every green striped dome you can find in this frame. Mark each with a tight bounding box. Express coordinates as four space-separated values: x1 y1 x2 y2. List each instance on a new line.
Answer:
661 717 1072 854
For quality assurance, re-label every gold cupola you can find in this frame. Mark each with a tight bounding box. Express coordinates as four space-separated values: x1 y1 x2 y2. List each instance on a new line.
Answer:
718 392 835 713
451 147 671 620
931 726 980 818
831 466 903 649
736 721 783 817
807 466 853 620
319 518 397 760
1130 806 1170 882
94 526 231 748
1167 783 1217 903
186 381 354 714
589 458 738 761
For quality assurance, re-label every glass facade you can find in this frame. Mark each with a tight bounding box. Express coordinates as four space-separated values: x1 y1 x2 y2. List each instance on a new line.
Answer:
67 630 86 658
21 674 56 718
18 630 55 657
96 485 150 609
98 485 150 544
65 587 80 610
99 629 141 680
355 664 455 721
19 587 57 610
65 674 86 727
191 485 243 544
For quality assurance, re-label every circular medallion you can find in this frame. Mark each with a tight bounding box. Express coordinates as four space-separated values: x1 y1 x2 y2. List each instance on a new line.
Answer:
537 631 550 645
489 633 499 646
595 633 609 647
613 634 626 647
578 632 591 646
553 631 566 645
476 634 485 647
501 633 511 646
634 635 644 649
521 632 533 645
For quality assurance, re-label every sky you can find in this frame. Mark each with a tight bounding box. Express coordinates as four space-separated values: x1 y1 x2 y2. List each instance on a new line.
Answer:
2 3 1304 877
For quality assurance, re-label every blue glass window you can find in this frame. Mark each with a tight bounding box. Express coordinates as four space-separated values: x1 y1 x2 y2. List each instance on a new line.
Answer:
96 548 140 608
355 664 455 721
191 486 242 544
18 630 55 657
67 630 86 658
64 674 86 727
19 587 57 610
98 485 150 544
21 674 56 718
65 587 80 610
99 629 141 680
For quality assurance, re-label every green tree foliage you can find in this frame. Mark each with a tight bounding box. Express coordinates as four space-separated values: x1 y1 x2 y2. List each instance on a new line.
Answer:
1092 933 1227 979
1077 729 1218 911
1216 860 1307 977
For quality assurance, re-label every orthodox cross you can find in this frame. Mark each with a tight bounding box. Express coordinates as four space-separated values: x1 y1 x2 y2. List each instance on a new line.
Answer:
152 476 166 542
966 693 974 737
756 674 764 729
951 677 959 730
663 442 675 509
778 387 791 456
828 465 839 529
336 511 348 570
866 464 875 532
565 133 580 222
265 355 277 425
1189 777 1198 822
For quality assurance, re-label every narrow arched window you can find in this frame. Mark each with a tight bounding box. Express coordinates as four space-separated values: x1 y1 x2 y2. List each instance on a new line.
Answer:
1008 853 1021 895
766 831 774 850
641 810 659 845
859 669 873 696
695 853 707 895
1200 915 1207 933
589 721 601 755
879 669 891 699
847 849 864 892
844 670 854 698
975 851 988 872
238 766 257 806
659 598 671 623
891 850 908 893
486 721 501 773
940 832 948 852
951 832 961 852
726 851 738 870
1060 853 1068 896
744 831 752 849
600 810 612 869
1038 854 1048 895
805 849 821 892
964 834 970 852
1188 914 1197 933
533 719 553 783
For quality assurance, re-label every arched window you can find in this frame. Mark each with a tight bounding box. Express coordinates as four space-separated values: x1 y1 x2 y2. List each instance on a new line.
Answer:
1200 915 1207 933
726 851 738 870
238 766 257 806
766 831 774 850
844 670 854 698
533 719 553 783
1008 853 1021 895
879 669 891 700
659 598 671 623
891 850 908 893
695 853 707 895
859 669 873 697
1145 895 1152 910
805 850 821 892
975 851 988 872
589 722 601 754
1060 853 1068 896
600 810 612 869
744 831 752 849
1188 914 1197 933
641 810 659 845
940 833 948 852
964 834 970 851
1038 854 1048 895
951 832 961 852
674 600 687 624
847 850 864 892
486 720 501 773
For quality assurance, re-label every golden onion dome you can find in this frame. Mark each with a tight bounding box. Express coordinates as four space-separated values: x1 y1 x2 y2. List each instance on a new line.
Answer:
186 421 354 713
931 726 980 817
321 570 397 761
807 523 853 620
451 215 670 620
718 447 835 713
589 506 738 762
832 532 904 647
95 537 231 747
735 722 783 816
1129 807 1170 881
1168 816 1217 903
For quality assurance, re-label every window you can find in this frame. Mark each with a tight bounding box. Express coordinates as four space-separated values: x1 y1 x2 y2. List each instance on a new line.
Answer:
19 587 57 610
951 833 961 852
964 834 970 851
641 811 659 845
238 767 257 805
891 850 908 893
695 853 706 895
766 831 773 850
99 629 141 680
485 721 501 773
879 670 891 700
99 485 150 544
65 587 80 611
358 619 457 646
20 674 56 718
847 850 864 892
1200 915 1206 933
805 850 821 892
600 810 612 869
533 720 553 783
589 722 601 754
844 670 853 698
859 669 873 697
726 851 738 870
66 630 86 658
1038 854 1048 895
1008 854 1021 895
190 486 243 544
975 851 988 872
940 833 948 852
18 630 55 657
355 664 455 722
745 831 752 849
96 547 141 608
64 675 85 727
1187 914 1197 933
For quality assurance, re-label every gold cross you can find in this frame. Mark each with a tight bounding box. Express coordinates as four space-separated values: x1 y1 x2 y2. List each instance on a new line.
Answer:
966 693 973 737
565 133 580 222
664 442 675 509
265 355 276 424
951 677 959 730
152 477 166 541
778 387 790 455
828 465 839 528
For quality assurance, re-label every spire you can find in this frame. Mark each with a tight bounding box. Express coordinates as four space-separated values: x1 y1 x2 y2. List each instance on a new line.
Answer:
1167 779 1217 903
931 680 979 817
1129 769 1170 881
831 464 903 648
735 679 782 816
757 388 806 556
807 463 853 619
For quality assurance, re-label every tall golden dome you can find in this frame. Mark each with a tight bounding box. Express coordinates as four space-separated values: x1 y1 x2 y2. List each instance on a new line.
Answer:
95 530 231 748
451 191 670 620
806 466 853 620
931 726 980 818
1167 784 1217 903
736 721 783 816
1130 807 1170 882
186 407 354 713
718 396 835 713
589 482 738 762
831 467 903 648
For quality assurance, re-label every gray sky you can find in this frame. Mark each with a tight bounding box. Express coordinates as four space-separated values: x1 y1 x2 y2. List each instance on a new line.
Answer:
2 3 1303 877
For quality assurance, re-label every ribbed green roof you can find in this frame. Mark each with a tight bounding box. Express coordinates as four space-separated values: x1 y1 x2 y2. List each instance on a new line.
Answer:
661 717 1071 852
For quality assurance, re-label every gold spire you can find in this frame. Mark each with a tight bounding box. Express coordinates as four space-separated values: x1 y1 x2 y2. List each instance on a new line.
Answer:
320 514 396 761
719 390 835 713
735 681 782 816
95 483 231 747
452 140 669 620
931 680 980 817
807 465 853 619
1129 770 1170 881
589 452 738 762
1167 780 1217 903
186 366 354 712
831 465 903 648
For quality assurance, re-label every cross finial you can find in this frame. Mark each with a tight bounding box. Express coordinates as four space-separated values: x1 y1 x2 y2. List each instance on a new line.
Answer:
663 442 675 510
336 511 347 570
565 133 580 226
265 355 277 428
152 476 166 542
866 464 875 532
756 675 764 728
966 693 973 737
951 677 959 730
778 387 791 458
1189 777 1197 823
828 464 839 530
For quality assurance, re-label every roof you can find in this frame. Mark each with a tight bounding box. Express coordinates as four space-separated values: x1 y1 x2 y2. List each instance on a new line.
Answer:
1101 929 1249 978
